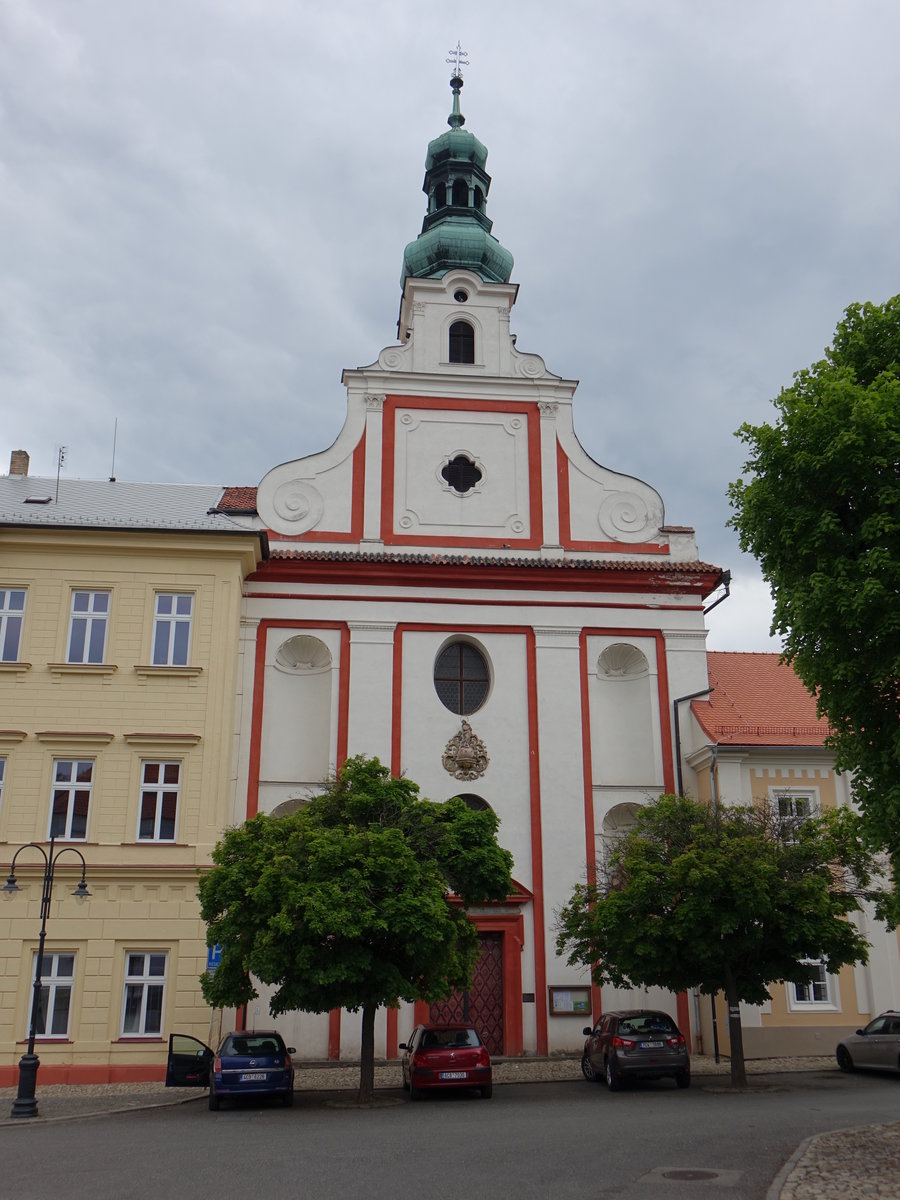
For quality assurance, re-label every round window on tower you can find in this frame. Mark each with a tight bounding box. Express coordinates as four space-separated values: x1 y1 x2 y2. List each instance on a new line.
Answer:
454 289 469 303
434 641 491 715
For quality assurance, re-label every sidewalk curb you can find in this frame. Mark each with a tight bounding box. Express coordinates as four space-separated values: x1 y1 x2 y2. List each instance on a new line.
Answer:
765 1132 815 1200
0 1091 203 1129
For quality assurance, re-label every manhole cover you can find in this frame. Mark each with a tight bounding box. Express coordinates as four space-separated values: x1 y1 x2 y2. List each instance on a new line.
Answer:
662 1170 720 1182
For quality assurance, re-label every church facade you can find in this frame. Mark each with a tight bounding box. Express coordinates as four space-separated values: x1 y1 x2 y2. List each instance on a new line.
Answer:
222 74 724 1059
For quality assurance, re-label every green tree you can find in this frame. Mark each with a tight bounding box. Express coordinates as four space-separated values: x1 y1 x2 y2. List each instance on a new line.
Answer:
555 794 885 1087
729 295 900 881
199 755 513 1103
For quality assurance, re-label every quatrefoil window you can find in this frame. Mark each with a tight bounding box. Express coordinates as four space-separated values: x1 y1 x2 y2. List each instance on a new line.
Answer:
441 454 483 495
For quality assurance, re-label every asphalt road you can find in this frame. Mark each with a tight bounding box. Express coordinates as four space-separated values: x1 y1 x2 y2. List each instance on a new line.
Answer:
1 1072 898 1200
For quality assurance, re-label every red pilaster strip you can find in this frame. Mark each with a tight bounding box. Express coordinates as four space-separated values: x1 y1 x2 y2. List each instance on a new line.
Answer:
525 628 549 1057
677 991 692 1052
328 1009 341 1060
578 631 604 1023
391 628 404 775
654 630 676 795
246 622 268 819
386 1006 399 1060
337 623 351 767
557 439 572 546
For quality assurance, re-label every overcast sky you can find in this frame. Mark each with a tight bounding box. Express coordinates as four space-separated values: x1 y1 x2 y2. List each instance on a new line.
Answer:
3 1 898 651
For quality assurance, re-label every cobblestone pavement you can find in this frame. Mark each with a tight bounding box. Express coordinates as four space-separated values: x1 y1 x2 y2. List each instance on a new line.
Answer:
0 1055 895 1200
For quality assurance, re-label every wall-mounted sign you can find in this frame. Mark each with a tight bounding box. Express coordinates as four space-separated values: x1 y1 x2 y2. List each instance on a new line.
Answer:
548 986 592 1016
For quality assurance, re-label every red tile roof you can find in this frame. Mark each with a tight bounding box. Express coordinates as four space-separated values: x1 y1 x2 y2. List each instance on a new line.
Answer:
216 486 258 513
692 652 832 747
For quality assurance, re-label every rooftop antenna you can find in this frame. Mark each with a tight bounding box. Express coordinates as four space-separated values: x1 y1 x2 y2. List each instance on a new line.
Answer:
446 42 469 77
109 418 118 482
55 445 67 503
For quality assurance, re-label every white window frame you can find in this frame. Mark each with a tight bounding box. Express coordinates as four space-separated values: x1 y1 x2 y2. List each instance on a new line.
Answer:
121 952 168 1037
32 951 75 1039
137 761 181 842
0 588 26 662
0 757 5 817
787 958 840 1012
66 590 110 664
49 759 94 841
151 593 193 666
771 787 819 841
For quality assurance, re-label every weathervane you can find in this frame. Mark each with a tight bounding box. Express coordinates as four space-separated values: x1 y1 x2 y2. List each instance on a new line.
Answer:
446 42 469 77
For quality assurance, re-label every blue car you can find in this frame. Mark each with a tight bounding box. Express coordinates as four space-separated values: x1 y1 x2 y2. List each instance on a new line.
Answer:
166 1030 296 1110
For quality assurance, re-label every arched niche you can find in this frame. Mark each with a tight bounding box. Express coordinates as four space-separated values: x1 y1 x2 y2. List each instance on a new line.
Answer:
592 643 657 785
261 634 334 789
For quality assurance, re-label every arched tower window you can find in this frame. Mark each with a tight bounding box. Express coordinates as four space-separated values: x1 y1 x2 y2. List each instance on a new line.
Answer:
449 320 475 364
473 186 484 211
452 178 468 207
454 793 492 812
434 182 447 210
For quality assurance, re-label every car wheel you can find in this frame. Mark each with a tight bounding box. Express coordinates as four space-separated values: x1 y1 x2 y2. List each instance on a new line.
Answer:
605 1059 621 1092
208 1085 220 1111
581 1052 598 1082
675 1070 690 1089
401 1071 409 1092
409 1081 423 1101
836 1046 855 1073
480 1084 493 1099
283 1088 294 1108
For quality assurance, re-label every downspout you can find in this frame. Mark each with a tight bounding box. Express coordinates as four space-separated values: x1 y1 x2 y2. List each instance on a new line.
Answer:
703 569 732 616
673 688 713 797
673 685 715 1061
708 742 721 1063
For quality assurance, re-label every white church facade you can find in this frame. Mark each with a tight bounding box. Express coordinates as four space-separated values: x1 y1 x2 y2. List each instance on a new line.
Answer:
220 72 724 1059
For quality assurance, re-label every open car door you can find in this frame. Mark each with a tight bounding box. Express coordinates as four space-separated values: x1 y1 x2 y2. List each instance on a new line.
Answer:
166 1032 214 1088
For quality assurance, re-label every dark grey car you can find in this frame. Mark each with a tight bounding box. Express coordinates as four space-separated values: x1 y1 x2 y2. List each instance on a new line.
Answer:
581 1008 690 1092
837 1011 900 1075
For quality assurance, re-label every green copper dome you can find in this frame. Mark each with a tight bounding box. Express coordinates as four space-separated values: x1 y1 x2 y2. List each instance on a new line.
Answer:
401 74 513 287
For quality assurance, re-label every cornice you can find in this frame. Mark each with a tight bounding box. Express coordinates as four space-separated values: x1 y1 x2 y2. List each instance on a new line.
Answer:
35 730 115 744
123 732 202 747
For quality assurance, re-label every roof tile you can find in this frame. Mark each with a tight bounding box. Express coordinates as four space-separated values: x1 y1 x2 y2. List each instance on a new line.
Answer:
692 652 832 746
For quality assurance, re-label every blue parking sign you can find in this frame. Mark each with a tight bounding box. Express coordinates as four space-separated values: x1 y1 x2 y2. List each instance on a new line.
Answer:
206 944 223 972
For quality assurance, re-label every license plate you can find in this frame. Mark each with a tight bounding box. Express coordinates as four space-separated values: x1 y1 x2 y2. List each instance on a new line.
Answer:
240 1072 267 1082
640 1041 664 1049
440 1071 467 1080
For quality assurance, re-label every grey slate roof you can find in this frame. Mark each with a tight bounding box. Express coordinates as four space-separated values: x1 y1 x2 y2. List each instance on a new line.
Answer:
0 475 249 533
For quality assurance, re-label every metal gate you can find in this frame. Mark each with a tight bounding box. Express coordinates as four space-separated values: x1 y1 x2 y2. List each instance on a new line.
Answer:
429 932 504 1055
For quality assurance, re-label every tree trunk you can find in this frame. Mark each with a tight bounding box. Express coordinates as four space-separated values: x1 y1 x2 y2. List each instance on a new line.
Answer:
722 965 747 1088
358 1003 376 1104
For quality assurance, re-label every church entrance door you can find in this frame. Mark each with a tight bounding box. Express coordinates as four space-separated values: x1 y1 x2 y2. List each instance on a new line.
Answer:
429 932 504 1056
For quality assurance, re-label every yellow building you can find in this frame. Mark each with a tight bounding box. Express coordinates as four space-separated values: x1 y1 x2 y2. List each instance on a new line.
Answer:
0 456 264 1083
686 652 900 1059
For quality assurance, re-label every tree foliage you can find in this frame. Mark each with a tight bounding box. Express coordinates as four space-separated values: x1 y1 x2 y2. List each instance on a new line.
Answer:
729 295 900 876
199 755 513 1101
556 794 885 1086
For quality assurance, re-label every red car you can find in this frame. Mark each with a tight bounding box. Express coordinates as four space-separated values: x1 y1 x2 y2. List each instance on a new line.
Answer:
399 1024 493 1099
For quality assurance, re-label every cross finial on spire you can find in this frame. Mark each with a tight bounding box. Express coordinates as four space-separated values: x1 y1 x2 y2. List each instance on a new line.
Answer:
445 44 469 128
446 42 469 77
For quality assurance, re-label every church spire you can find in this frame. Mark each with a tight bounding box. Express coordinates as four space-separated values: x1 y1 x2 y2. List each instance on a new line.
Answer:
401 60 514 288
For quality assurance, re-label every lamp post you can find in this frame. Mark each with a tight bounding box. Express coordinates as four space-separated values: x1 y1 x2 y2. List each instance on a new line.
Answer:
3 836 91 1118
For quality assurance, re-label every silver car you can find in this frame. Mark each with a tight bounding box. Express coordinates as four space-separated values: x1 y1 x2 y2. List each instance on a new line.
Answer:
836 1011 900 1075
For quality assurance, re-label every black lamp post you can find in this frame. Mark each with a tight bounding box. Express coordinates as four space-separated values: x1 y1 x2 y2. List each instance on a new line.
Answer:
3 836 91 1118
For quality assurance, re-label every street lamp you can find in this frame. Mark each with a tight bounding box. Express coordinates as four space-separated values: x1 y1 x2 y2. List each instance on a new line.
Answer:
2 835 91 1118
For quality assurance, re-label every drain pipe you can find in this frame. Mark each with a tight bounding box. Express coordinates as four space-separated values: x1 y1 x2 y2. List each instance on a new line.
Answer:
672 687 713 797
707 742 722 1063
703 569 732 616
